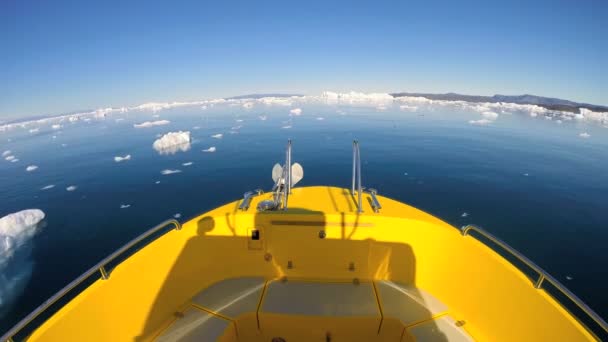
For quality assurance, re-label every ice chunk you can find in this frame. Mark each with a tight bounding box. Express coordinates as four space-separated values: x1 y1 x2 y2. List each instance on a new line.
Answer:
161 169 182 175
51 124 61 130
281 125 292 129
259 115 267 121
133 120 170 128
469 119 492 126
316 117 325 121
0 209 45 309
25 165 38 172
1 150 10 157
174 213 182 219
29 128 39 133
211 133 223 139
202 147 216 153
579 132 590 138
153 131 191 155
66 185 77 191
182 162 193 166
290 108 302 116
120 204 131 209
481 111 499 120
242 102 254 109
41 185 55 190
5 155 15 161
461 212 469 218
114 155 131 162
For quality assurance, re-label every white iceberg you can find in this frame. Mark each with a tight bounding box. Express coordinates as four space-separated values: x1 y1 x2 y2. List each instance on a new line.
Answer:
114 155 131 162
153 131 191 155
281 125 292 129
290 108 302 116
51 124 62 130
26 165 38 172
202 147 216 153
120 204 131 209
0 209 45 310
469 119 492 126
2 151 10 157
161 169 182 175
182 162 193 166
5 155 15 161
41 185 55 190
133 120 170 128
579 132 590 138
66 185 77 191
211 133 223 139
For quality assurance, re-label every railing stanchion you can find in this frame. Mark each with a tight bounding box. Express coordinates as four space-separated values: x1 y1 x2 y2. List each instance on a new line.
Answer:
534 274 545 289
99 266 109 280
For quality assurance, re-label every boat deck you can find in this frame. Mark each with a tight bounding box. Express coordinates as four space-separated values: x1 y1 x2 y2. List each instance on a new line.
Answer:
156 277 473 342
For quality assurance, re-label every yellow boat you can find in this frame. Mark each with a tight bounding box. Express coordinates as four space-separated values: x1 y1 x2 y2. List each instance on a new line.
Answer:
2 141 606 341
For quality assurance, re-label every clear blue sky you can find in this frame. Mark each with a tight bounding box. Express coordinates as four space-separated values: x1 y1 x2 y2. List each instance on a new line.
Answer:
1 0 606 119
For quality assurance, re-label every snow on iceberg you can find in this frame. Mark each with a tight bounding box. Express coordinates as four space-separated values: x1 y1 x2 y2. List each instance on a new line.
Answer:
153 131 191 155
133 120 170 128
0 209 45 311
114 155 131 162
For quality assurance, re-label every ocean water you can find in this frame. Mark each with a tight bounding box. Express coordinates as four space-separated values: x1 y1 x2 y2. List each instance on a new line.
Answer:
1 99 607 334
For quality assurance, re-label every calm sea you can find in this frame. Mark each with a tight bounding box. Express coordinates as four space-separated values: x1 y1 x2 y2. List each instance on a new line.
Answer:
1 100 607 334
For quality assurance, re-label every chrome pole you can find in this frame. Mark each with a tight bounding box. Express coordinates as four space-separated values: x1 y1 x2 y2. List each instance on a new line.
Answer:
357 144 363 213
352 141 357 195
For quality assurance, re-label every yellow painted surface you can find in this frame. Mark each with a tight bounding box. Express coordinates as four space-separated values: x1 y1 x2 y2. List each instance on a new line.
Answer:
23 186 596 341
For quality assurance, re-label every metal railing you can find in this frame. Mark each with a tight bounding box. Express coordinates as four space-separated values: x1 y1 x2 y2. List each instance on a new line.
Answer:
461 224 608 337
285 139 292 209
1 219 182 342
352 140 363 213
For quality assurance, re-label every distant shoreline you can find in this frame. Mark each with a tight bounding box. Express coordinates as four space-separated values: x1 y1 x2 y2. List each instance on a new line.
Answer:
391 92 608 114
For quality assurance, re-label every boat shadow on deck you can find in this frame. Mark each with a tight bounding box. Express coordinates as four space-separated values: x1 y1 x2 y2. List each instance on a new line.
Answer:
136 207 448 342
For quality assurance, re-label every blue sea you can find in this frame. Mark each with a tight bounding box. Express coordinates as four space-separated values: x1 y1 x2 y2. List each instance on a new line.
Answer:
1 98 607 334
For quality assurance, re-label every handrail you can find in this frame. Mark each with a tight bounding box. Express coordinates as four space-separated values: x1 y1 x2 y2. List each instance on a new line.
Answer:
1 219 182 342
461 224 608 336
351 140 363 213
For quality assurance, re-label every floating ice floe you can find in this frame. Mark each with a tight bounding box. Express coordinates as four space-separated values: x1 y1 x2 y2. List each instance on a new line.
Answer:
182 162 193 166
258 115 267 121
155 181 161 184
29 128 39 133
2 150 11 157
174 213 182 219
120 204 131 209
192 126 201 130
469 119 493 126
161 169 182 175
133 120 170 128
316 117 325 121
114 154 131 162
461 212 469 218
231 125 242 130
202 147 216 153
25 165 38 172
400 105 418 112
579 132 590 138
290 108 302 116
281 125 292 129
321 91 393 107
481 111 499 120
10 159 19 163
0 209 45 310
211 133 223 139
41 185 55 190
566 276 573 281
51 124 62 130
66 185 77 191
5 155 15 161
153 131 191 155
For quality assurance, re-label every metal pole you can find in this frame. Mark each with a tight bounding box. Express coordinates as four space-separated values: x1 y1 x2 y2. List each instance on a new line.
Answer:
352 141 357 195
357 145 363 213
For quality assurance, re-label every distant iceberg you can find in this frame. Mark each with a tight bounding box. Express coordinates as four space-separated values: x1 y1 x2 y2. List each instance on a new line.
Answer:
66 185 77 191
290 108 302 116
161 169 182 175
211 133 223 139
133 120 170 128
0 209 45 312
202 147 216 153
25 165 38 172
153 131 191 155
114 155 131 162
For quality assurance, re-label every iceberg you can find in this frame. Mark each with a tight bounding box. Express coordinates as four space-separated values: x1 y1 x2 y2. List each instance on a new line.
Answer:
579 132 590 138
153 131 191 155
40 185 55 190
469 119 492 126
211 133 223 139
26 165 38 172
66 185 77 191
0 209 45 311
290 108 302 116
133 120 170 128
202 147 216 153
161 169 182 175
114 155 131 162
